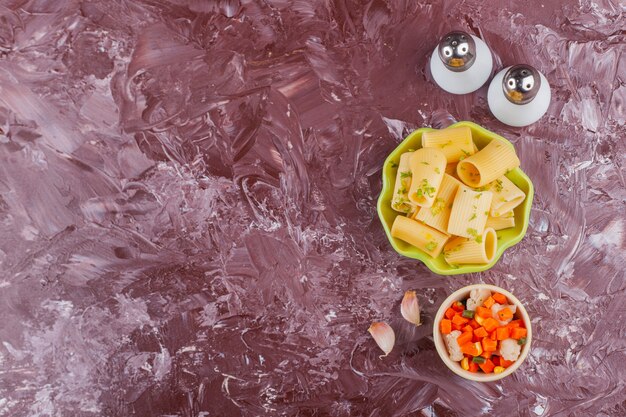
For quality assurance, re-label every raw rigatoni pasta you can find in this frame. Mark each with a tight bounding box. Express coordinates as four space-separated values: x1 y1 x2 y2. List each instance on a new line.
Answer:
447 185 493 238
408 148 447 208
445 161 458 177
456 140 520 187
421 126 475 163
391 215 449 258
391 153 414 213
485 211 515 230
386 127 527 266
483 176 526 217
443 228 498 265
415 174 461 234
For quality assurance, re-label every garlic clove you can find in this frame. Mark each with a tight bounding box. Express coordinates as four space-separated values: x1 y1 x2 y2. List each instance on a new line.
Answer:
401 290 421 326
368 321 395 358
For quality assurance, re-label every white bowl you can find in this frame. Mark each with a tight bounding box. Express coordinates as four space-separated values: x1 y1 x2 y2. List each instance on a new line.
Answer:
433 284 532 382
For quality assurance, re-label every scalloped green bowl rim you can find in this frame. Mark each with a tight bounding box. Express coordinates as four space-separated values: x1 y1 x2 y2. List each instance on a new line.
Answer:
377 121 534 275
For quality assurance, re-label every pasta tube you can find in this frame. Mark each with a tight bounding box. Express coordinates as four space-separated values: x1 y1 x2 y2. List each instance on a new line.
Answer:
391 215 449 258
485 211 515 230
483 176 526 217
445 162 458 177
443 228 498 265
447 185 493 238
456 140 520 187
408 148 446 208
415 174 461 234
391 152 415 213
421 126 475 163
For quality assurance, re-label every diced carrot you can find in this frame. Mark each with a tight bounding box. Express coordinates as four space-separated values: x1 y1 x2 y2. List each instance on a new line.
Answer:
497 307 514 322
468 319 480 329
483 296 496 308
496 327 510 341
482 337 498 352
474 327 488 339
452 301 465 312
482 317 499 332
490 330 497 341
480 350 493 359
479 359 495 373
492 356 500 366
510 327 528 340
468 362 479 372
452 314 469 326
507 319 524 329
492 293 507 304
500 358 514 368
452 322 463 331
440 319 452 334
445 308 456 319
460 341 483 357
462 324 473 333
457 331 473 346
476 306 492 318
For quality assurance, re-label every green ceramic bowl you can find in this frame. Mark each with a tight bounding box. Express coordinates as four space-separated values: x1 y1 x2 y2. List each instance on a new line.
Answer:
377 121 534 275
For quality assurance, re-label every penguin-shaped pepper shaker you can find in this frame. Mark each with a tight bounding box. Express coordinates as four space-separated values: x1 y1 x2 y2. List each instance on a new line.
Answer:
488 64 551 127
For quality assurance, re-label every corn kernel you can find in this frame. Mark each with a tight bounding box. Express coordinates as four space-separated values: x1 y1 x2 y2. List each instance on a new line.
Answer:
493 366 505 374
461 357 470 371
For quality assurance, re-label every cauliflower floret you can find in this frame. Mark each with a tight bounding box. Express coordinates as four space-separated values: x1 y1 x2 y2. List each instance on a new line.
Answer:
445 330 464 361
499 338 521 361
491 303 518 326
465 288 492 311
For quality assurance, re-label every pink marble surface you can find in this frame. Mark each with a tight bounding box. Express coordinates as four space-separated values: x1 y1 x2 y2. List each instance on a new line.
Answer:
0 0 624 416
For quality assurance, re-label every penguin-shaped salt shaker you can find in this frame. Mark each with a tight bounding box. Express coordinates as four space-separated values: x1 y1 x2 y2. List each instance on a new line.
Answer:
429 30 493 95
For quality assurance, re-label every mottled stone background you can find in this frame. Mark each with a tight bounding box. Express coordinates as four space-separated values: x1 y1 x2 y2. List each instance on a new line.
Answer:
0 0 624 416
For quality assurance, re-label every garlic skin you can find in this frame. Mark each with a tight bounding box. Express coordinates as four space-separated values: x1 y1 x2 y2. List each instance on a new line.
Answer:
368 322 395 358
401 290 421 326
